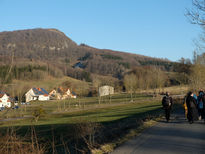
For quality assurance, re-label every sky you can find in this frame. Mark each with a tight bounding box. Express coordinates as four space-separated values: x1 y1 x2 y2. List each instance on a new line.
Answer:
0 0 202 61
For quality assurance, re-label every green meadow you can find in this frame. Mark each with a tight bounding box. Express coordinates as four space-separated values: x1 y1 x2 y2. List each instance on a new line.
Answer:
0 93 161 126
0 93 163 153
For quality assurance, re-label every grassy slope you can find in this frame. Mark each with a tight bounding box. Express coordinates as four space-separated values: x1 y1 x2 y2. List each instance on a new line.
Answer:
11 76 90 94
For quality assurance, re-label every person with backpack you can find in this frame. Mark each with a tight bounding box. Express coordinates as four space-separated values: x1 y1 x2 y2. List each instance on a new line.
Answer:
162 92 173 122
202 96 205 123
198 90 205 123
186 91 199 124
197 90 204 120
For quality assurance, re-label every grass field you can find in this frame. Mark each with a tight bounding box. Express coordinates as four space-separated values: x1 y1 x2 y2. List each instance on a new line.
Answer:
0 93 160 125
0 93 164 153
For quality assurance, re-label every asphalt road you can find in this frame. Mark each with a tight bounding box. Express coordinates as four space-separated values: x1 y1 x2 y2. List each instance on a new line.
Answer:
111 113 205 154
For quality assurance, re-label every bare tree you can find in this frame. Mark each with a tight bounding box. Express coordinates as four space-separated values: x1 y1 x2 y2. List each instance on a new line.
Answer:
190 64 205 91
124 73 137 102
187 1 205 53
92 77 102 104
186 1 205 90
146 67 166 95
189 52 205 91
187 0 205 25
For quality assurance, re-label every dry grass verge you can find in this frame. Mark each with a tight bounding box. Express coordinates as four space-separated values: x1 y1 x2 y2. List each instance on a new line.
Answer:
91 118 159 154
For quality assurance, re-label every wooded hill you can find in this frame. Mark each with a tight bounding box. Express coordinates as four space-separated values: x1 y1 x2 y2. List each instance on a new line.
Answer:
0 28 178 82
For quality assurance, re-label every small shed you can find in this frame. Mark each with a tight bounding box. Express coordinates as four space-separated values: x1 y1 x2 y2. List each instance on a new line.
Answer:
99 85 114 97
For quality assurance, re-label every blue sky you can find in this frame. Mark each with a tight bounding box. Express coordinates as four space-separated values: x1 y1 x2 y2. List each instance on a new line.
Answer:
0 0 202 61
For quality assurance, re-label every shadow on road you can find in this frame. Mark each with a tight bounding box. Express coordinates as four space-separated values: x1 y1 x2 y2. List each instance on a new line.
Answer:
112 112 205 154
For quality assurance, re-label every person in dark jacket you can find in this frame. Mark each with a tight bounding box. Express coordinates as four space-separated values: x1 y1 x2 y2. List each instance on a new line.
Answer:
203 99 205 123
186 91 199 124
162 92 173 122
200 91 205 123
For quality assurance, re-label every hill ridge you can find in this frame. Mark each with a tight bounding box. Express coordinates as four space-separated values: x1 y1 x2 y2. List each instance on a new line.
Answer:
0 28 172 78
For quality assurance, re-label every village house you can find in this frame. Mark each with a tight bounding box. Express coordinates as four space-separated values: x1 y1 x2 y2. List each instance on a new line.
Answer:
25 88 50 102
49 87 77 100
49 89 62 100
58 87 71 99
0 91 11 108
99 85 114 97
49 89 57 98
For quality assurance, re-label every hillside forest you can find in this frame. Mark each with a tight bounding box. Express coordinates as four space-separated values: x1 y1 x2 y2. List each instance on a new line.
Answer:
0 28 202 99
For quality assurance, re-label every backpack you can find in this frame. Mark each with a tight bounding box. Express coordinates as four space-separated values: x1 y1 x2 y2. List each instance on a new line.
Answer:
162 96 171 107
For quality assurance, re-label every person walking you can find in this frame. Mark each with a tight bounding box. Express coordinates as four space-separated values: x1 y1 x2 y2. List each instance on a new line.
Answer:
197 90 204 120
203 97 205 123
162 92 173 122
186 92 199 124
183 96 188 119
199 90 205 123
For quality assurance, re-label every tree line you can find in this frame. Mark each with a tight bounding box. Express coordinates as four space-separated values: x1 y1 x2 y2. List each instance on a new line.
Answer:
0 64 63 83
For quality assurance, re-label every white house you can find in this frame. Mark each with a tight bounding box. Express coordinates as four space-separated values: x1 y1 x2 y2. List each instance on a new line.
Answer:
99 85 114 97
25 88 50 102
0 92 11 108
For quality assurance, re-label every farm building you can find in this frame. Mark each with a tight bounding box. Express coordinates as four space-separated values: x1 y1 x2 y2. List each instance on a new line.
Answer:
0 91 11 108
49 89 57 97
49 89 62 100
25 88 50 102
49 87 77 100
99 85 114 97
